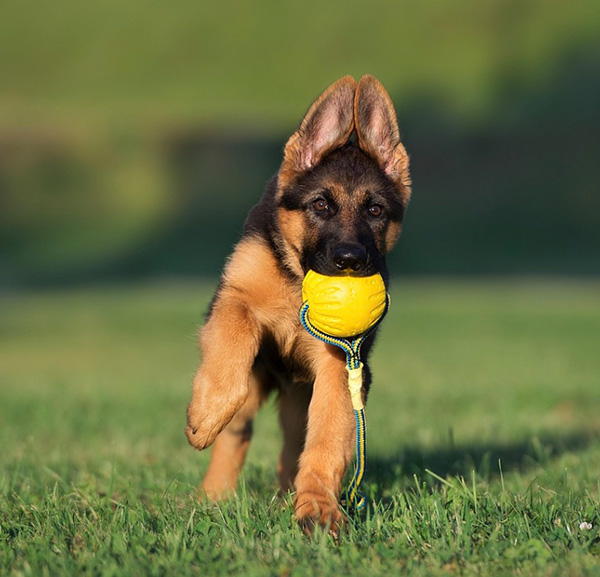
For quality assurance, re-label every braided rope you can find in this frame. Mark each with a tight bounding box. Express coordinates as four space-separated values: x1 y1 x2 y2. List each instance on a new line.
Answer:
346 408 367 509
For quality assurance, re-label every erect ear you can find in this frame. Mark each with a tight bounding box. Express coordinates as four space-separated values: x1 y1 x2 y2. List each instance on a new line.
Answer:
279 75 356 188
354 75 411 204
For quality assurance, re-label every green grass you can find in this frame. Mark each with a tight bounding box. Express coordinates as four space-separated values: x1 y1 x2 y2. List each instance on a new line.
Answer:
1 278 600 576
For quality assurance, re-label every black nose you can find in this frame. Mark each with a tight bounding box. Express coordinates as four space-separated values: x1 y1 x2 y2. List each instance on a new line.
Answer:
332 243 367 272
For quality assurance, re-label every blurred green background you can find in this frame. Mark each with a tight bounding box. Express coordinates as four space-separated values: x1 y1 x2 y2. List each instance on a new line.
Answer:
2 6 600 574
1 0 599 286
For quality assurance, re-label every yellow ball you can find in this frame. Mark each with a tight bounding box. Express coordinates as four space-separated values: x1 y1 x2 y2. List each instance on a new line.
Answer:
301 270 387 338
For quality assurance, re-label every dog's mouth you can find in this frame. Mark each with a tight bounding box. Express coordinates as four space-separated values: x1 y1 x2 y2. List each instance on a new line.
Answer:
303 251 381 278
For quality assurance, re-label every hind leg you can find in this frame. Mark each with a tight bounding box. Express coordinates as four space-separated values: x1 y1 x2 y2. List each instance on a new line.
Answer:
278 383 312 493
201 369 271 499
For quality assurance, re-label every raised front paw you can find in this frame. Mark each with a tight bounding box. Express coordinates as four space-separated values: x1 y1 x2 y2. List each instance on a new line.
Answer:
185 402 226 450
294 492 344 538
185 378 250 450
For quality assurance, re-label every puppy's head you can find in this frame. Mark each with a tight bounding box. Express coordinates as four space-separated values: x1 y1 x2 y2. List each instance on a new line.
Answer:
276 75 411 278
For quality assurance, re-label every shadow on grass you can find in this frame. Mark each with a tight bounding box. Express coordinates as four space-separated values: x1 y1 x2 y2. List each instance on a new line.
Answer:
365 428 599 490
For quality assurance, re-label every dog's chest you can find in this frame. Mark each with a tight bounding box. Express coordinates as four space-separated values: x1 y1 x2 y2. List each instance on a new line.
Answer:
256 323 318 387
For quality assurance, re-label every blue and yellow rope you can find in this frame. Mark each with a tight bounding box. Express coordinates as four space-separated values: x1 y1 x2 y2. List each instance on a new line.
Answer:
299 294 390 511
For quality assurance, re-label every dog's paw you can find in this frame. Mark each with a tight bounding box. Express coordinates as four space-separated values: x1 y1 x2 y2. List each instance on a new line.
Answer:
294 493 344 539
185 425 214 451
185 405 225 450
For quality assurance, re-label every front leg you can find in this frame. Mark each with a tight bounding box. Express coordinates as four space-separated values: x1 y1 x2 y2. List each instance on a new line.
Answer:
294 344 356 536
186 296 261 451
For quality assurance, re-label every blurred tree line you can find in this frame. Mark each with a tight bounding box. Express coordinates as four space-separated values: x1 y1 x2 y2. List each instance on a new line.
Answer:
1 1 599 286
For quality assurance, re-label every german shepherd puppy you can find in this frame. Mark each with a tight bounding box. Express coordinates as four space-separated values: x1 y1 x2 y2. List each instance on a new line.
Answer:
186 75 411 534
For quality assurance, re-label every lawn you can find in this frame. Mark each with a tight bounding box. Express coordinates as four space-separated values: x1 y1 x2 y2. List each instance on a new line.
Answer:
1 278 600 576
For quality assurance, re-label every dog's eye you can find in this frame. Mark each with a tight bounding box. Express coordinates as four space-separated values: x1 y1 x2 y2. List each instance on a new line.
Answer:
368 204 384 217
313 198 329 212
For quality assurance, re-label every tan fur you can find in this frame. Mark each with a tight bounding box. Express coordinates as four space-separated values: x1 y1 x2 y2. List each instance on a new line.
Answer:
186 235 354 530
293 345 355 534
200 370 269 498
276 208 306 279
278 76 356 192
186 298 260 451
385 221 402 252
186 237 298 452
186 75 411 535
354 75 412 206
